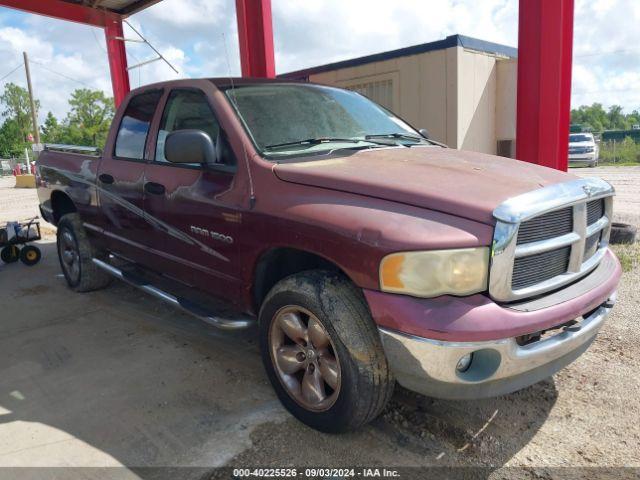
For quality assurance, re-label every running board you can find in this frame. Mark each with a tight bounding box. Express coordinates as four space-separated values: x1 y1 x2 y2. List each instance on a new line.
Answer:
92 258 254 331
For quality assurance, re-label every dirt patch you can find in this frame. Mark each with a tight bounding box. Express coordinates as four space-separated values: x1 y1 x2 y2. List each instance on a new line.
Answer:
15 284 51 298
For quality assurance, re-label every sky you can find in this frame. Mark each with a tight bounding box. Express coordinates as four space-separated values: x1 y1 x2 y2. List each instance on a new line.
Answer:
0 0 638 122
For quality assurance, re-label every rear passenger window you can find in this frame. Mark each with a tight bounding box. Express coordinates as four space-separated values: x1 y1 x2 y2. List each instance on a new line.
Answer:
155 90 220 163
114 90 162 160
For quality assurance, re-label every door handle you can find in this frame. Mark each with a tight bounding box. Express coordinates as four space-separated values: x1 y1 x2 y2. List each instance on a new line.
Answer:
98 174 114 185
144 182 166 195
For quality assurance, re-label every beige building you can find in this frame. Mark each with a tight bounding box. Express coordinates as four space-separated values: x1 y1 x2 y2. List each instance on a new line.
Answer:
282 34 517 157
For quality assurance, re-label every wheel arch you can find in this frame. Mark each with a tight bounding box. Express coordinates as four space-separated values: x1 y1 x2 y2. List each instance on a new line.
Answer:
50 190 77 225
251 247 353 313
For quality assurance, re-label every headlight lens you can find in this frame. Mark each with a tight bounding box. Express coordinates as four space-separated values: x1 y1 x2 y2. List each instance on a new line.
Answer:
379 247 490 297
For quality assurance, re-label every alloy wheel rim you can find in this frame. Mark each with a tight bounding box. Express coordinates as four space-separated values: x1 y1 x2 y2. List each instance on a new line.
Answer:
59 230 80 282
269 306 341 411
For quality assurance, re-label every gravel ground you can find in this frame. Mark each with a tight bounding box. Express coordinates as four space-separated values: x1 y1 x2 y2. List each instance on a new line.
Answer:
0 169 638 478
571 165 640 229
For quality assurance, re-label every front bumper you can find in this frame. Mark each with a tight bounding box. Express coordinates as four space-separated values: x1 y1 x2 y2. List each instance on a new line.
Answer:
366 249 621 399
379 294 614 399
569 152 597 163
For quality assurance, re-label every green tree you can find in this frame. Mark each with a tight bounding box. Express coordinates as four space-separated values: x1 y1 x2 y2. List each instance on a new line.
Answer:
607 105 627 130
0 118 28 158
0 82 39 143
40 111 64 144
64 89 114 148
571 103 640 132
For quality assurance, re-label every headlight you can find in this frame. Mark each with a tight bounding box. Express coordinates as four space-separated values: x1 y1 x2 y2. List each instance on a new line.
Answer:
586 147 594 153
379 247 490 298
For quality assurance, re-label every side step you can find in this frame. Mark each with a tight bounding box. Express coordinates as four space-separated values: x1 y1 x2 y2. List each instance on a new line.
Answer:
92 258 255 331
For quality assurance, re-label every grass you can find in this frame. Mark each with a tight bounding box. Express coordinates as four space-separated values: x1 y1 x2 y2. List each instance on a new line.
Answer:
598 161 640 167
612 243 640 273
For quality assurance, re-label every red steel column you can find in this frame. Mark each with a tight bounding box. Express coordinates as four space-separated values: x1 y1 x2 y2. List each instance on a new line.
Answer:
516 0 574 171
235 0 275 77
104 16 130 107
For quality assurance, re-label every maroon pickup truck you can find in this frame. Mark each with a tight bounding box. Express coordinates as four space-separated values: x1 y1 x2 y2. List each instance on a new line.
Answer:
37 78 621 432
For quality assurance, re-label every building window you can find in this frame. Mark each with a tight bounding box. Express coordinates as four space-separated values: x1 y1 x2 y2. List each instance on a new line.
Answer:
345 79 394 111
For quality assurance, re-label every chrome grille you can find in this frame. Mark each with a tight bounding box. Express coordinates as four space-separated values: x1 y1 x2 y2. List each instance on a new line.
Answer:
584 232 600 261
587 199 604 226
517 208 573 244
490 178 614 302
512 247 571 290
569 146 590 154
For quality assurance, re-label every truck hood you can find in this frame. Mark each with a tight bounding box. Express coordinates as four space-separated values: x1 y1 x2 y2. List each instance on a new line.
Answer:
273 146 575 225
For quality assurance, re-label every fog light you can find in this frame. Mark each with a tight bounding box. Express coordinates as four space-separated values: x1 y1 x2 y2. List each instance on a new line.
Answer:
456 353 473 372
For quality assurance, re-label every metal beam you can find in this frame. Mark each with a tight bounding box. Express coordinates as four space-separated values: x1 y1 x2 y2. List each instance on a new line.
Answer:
516 0 575 171
0 0 112 27
235 0 275 77
104 17 131 107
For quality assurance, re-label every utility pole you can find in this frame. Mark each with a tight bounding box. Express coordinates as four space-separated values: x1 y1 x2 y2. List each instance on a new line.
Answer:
23 51 41 150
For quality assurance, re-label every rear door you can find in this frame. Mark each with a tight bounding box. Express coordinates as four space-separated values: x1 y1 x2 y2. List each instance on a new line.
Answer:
96 89 163 263
142 88 242 300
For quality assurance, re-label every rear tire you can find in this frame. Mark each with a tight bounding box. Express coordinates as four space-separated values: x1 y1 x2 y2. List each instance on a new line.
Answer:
57 213 111 292
259 270 394 433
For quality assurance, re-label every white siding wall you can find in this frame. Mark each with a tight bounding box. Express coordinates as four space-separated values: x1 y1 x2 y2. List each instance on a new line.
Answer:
308 47 516 155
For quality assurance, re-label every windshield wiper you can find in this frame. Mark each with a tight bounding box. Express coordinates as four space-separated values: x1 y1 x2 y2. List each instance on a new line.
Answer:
365 132 448 148
365 133 426 142
265 137 365 150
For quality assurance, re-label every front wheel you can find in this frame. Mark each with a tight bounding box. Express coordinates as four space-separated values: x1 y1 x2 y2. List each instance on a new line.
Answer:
259 270 394 433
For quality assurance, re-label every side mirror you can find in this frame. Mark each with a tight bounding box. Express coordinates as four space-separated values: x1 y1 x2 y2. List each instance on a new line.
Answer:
418 128 430 139
165 129 217 165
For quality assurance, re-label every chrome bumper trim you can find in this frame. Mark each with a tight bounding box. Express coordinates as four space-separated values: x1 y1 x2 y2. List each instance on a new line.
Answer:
379 293 615 399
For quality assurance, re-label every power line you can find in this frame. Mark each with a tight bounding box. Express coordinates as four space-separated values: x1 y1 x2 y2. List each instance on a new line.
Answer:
0 63 24 83
29 60 96 89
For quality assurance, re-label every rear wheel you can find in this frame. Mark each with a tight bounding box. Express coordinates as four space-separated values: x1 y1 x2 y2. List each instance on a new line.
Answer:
1 245 20 264
57 213 111 292
19 245 41 266
259 270 394 432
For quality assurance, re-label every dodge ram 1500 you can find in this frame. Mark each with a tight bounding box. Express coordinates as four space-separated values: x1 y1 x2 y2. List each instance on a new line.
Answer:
37 78 621 432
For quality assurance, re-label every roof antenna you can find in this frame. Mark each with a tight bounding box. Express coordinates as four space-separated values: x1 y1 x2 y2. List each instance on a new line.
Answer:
222 32 256 209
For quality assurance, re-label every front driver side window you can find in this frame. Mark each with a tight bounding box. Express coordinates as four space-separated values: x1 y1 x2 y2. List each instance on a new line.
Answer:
155 90 221 164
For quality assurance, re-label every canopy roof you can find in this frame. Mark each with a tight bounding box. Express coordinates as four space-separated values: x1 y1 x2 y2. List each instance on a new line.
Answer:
61 0 162 17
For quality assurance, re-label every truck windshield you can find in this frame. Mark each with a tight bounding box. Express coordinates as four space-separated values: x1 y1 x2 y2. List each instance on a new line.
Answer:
224 83 425 158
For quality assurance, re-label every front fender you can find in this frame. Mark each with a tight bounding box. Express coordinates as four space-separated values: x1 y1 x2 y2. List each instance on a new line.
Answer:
246 182 493 291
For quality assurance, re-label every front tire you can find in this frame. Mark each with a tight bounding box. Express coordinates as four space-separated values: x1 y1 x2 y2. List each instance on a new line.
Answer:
56 213 111 292
259 270 394 432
